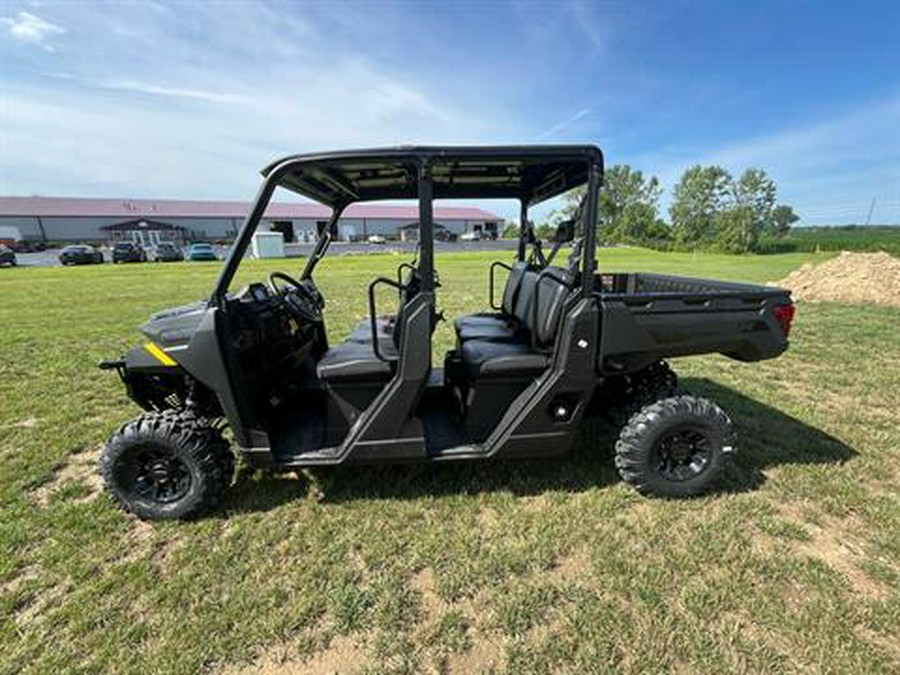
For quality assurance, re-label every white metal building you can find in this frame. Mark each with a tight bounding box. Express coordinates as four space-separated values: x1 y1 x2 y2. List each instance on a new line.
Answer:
0 197 502 245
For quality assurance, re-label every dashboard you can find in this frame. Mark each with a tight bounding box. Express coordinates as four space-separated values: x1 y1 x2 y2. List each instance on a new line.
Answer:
226 282 320 393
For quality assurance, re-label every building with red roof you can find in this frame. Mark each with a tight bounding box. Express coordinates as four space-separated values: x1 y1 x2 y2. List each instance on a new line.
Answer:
0 196 502 245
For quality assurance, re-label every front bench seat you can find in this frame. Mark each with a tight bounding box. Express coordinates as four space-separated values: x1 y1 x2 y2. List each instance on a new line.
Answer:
316 340 394 381
348 266 421 346
318 272 420 383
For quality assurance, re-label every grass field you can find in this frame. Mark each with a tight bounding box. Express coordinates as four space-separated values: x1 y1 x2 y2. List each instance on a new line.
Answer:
1 248 898 674
760 225 900 256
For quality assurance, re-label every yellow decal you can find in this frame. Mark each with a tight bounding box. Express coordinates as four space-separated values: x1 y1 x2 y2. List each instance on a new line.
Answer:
144 342 177 366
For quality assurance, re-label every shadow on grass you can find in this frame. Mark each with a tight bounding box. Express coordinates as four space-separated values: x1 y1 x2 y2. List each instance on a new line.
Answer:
222 377 856 513
683 377 856 493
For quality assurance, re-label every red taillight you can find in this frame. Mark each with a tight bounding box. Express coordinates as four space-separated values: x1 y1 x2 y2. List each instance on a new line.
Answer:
773 303 796 337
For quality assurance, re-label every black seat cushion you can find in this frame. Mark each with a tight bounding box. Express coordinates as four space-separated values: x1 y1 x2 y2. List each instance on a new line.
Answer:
460 339 549 378
317 340 394 381
455 313 516 342
453 262 530 342
453 312 504 332
457 321 520 342
348 316 395 343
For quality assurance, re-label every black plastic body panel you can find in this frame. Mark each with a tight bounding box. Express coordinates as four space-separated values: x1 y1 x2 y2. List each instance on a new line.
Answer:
595 272 792 373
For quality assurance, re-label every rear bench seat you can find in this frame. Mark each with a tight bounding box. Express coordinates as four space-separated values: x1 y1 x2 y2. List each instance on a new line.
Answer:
453 261 530 342
452 266 575 440
459 266 575 379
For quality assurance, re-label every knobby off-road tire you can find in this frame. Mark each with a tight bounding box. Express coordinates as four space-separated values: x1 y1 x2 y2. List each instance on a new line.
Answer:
615 395 734 498
604 361 679 428
100 410 234 520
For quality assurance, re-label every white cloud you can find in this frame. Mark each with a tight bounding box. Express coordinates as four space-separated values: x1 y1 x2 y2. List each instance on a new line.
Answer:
0 4 513 201
538 108 591 140
2 11 64 51
93 79 252 105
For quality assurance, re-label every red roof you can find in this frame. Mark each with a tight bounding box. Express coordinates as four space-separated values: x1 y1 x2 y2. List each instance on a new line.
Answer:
0 196 500 221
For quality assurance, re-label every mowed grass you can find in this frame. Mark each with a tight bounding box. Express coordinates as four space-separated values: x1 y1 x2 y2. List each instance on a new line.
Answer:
0 247 898 674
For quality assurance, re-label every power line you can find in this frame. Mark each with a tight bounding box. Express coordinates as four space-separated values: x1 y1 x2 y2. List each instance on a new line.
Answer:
864 197 877 226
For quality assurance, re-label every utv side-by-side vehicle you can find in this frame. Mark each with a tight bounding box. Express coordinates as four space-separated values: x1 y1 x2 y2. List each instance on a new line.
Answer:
99 145 795 521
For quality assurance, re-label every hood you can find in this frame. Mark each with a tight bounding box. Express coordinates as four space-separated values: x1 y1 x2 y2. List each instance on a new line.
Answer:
139 300 209 348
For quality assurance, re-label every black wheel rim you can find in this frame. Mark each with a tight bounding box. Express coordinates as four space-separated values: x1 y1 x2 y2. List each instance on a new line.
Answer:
115 444 192 504
653 427 712 482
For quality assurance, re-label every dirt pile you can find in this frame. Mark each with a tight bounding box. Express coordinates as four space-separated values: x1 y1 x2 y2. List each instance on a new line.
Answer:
777 251 900 307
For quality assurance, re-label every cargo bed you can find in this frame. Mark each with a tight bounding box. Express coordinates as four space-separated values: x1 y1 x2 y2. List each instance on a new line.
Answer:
594 272 794 374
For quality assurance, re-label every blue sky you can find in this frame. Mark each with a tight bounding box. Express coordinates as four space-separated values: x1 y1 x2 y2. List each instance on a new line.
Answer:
1 0 898 224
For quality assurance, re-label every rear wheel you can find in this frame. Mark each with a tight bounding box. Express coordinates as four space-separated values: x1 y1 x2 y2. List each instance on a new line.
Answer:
100 410 233 520
615 395 734 498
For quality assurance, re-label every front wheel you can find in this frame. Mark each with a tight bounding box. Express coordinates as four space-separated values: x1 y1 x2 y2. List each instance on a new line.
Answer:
615 395 734 498
100 410 233 520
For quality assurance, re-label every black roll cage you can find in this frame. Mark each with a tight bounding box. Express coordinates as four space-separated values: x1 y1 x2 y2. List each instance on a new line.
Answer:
211 145 603 307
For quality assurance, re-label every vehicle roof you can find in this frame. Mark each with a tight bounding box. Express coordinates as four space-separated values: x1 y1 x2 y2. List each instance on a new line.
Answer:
261 145 602 208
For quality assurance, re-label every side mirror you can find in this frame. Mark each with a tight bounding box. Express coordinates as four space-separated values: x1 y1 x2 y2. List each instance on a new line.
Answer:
555 220 575 244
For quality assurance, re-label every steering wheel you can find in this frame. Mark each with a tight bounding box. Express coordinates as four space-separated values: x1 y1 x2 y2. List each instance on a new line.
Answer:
268 271 324 324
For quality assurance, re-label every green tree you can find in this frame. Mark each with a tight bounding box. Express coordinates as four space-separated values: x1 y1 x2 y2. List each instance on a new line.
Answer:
770 204 799 237
714 205 757 253
558 164 664 244
723 168 776 251
599 165 663 243
501 220 519 239
534 222 554 240
670 165 732 247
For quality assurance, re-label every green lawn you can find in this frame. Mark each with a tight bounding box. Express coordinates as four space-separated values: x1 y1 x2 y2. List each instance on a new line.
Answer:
1 248 898 674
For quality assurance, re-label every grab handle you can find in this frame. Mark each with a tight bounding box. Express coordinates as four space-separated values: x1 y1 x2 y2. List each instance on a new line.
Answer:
367 276 403 362
489 261 512 310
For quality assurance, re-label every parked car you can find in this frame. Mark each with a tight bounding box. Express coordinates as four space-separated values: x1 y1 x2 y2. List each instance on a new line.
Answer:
0 244 16 267
112 241 148 263
435 228 458 242
187 242 217 261
153 242 184 262
59 244 104 265
367 234 387 244
10 240 46 253
459 230 482 241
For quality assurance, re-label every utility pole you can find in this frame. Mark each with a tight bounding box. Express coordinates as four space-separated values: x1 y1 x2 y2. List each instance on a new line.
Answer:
864 197 876 226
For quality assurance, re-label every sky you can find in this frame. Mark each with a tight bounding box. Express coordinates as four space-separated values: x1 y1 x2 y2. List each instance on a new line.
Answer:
1 0 898 225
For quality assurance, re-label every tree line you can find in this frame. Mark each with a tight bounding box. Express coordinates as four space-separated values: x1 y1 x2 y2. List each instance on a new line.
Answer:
506 164 800 254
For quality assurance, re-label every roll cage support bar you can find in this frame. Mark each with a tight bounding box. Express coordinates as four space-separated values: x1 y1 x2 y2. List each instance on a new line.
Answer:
211 149 602 306
301 206 344 281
